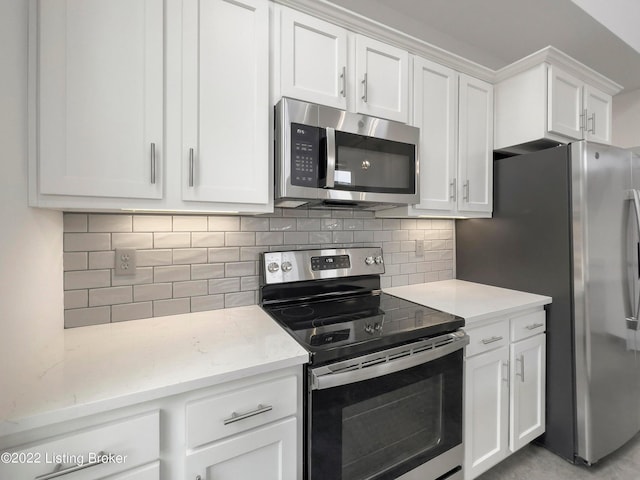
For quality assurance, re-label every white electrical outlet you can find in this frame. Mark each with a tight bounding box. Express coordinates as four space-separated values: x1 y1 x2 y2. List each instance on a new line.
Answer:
115 248 137 276
416 240 424 257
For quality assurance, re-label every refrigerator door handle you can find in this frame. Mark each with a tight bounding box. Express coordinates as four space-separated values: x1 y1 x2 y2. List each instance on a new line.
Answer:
626 189 640 330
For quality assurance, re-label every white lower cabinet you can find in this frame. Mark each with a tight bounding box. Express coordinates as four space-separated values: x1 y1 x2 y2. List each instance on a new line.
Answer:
184 372 299 480
0 411 160 480
0 366 302 480
185 418 297 480
464 309 546 480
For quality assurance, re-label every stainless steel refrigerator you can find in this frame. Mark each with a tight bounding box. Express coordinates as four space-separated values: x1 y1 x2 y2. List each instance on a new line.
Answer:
456 140 640 465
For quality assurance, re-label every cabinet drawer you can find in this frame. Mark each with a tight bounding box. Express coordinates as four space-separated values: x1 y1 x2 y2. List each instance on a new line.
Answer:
511 310 546 342
465 320 510 357
186 375 297 449
0 411 159 480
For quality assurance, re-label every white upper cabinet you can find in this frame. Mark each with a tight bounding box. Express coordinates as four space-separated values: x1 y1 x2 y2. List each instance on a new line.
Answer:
37 0 164 200
354 35 409 123
31 0 271 213
494 49 620 154
547 66 584 140
377 60 492 219
279 9 348 109
583 84 613 144
548 66 613 145
458 74 493 214
412 58 458 212
274 6 409 123
182 0 269 206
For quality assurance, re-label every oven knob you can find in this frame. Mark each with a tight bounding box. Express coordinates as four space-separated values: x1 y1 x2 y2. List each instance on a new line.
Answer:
267 262 280 273
374 323 382 332
374 256 384 265
364 324 374 334
365 256 374 265
281 261 293 272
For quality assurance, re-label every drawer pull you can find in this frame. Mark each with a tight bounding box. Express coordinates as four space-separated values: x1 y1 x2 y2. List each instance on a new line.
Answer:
525 322 544 330
224 404 273 425
481 335 503 345
35 451 111 480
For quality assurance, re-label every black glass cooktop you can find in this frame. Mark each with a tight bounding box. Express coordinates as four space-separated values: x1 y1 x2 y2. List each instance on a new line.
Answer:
263 292 463 365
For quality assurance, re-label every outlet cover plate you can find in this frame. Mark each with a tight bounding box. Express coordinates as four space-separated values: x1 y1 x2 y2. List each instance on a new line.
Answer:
115 248 137 276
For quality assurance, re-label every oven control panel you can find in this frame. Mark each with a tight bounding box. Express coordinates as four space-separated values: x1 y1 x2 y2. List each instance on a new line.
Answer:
311 255 350 271
262 247 385 284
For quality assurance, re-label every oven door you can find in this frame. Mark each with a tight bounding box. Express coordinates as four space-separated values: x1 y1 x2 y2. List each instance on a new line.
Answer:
308 332 468 480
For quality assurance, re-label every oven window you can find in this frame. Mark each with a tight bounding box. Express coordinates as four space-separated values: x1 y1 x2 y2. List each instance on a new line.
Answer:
342 376 443 479
310 350 462 480
334 131 415 194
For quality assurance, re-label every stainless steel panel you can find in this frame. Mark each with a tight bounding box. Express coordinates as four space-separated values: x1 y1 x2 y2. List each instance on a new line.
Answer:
395 444 463 480
275 97 420 208
262 247 384 285
310 331 469 390
572 140 640 464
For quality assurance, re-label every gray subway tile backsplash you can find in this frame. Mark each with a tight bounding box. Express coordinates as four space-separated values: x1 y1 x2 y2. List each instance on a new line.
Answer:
62 211 454 327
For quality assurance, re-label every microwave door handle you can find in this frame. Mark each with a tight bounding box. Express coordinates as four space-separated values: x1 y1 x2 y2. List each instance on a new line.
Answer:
325 127 336 188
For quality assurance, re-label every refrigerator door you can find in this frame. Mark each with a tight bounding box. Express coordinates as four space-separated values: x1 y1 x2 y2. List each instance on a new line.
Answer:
572 141 640 464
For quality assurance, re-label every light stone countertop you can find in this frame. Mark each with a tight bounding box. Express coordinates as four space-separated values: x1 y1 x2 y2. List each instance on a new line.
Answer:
385 279 552 324
0 306 308 437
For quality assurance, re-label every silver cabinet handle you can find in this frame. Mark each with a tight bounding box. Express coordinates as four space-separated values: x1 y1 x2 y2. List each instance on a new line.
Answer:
188 148 195 187
223 404 273 425
525 322 545 330
35 451 111 480
340 66 346 98
325 127 336 188
515 354 525 382
150 143 156 184
450 178 457 201
502 361 509 383
588 112 596 134
361 73 368 102
580 108 587 132
481 335 503 345
463 180 470 202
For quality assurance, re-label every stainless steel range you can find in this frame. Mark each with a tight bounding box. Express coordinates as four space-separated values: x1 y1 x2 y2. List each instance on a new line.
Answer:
260 247 468 480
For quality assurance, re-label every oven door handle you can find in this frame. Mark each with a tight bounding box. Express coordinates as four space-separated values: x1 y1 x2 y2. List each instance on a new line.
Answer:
310 333 469 390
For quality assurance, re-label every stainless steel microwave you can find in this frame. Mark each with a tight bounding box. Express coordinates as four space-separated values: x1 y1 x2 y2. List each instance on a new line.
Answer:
274 97 420 210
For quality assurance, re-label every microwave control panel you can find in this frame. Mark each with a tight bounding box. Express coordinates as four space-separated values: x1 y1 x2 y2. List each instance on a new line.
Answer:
291 123 320 187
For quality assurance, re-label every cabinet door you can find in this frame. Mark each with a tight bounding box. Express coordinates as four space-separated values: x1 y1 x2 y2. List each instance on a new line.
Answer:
38 0 163 199
547 65 583 140
279 8 348 109
464 347 509 480
413 57 458 212
186 418 297 480
354 35 409 123
584 84 612 144
510 334 546 452
182 0 269 205
458 74 493 214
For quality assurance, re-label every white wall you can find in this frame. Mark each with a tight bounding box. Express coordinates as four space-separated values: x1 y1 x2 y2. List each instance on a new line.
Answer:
0 0 64 375
613 88 640 148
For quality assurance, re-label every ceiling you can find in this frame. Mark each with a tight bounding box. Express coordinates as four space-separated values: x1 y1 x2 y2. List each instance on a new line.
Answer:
327 0 640 92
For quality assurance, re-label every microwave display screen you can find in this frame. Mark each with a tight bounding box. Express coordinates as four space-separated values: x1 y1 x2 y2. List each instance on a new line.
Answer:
291 123 321 187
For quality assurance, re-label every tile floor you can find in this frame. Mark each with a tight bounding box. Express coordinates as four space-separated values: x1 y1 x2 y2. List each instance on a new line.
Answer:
477 433 640 479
